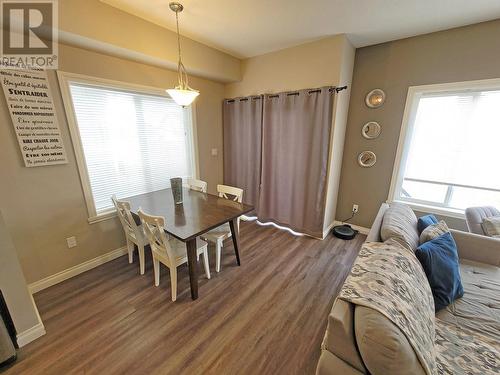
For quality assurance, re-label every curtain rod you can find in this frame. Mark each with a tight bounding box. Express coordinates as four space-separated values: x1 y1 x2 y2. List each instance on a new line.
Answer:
334 85 348 93
225 85 348 103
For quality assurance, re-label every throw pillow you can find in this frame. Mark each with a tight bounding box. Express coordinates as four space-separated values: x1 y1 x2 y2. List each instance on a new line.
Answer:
419 220 449 244
415 232 464 312
481 216 500 237
417 214 438 234
381 203 419 251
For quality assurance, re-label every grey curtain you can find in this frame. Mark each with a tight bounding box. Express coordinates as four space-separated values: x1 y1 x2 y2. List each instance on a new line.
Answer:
257 87 334 237
223 96 263 211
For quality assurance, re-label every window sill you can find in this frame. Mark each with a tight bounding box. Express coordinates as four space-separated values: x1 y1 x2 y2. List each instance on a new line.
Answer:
87 211 117 224
391 200 466 220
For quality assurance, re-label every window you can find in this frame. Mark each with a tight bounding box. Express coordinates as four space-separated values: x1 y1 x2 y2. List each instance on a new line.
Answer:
58 72 197 222
389 79 500 217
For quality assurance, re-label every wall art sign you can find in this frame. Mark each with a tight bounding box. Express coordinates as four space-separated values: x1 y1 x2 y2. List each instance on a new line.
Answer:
1 68 67 167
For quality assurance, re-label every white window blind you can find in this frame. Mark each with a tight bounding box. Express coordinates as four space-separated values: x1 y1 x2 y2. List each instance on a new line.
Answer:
394 85 500 212
68 82 195 216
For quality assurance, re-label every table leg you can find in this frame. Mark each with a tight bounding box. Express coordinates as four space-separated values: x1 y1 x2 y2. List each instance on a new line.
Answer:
229 219 241 266
186 238 198 300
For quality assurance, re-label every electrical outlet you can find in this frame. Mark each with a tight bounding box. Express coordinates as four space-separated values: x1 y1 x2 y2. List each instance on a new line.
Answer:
352 204 359 214
211 148 218 156
66 236 77 248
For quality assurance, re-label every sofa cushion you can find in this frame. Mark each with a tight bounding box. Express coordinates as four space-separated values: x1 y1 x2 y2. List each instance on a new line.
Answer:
435 319 500 375
355 306 426 375
339 240 436 374
416 232 464 311
317 350 366 375
419 220 449 244
323 299 366 373
417 214 438 234
450 229 500 266
436 260 500 342
380 203 419 251
482 216 500 237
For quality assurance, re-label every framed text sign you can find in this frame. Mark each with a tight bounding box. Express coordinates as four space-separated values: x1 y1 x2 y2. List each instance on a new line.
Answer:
1 69 67 167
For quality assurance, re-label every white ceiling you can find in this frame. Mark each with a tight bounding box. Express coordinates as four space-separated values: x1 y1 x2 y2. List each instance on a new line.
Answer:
101 0 500 58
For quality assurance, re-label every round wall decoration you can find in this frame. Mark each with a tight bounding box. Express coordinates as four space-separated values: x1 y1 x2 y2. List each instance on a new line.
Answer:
362 121 381 139
365 89 386 108
358 151 377 168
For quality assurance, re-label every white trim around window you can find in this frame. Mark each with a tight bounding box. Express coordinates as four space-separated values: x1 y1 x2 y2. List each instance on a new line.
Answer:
388 78 500 218
57 71 200 223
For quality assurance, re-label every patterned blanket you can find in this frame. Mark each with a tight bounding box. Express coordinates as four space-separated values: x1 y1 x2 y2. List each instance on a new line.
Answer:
436 320 499 374
339 240 500 375
338 240 437 374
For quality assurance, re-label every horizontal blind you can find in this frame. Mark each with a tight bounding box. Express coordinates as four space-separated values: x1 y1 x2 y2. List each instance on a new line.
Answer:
69 83 194 214
404 89 500 190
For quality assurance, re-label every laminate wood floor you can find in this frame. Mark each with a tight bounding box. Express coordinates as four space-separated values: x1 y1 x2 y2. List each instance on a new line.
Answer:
3 221 364 375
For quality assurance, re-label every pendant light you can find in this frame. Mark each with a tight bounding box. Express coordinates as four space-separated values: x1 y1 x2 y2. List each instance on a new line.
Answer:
166 2 199 106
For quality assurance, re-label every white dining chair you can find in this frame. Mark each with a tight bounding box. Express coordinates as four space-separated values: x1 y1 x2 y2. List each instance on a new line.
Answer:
112 195 148 275
188 178 207 193
202 184 243 272
188 178 208 262
138 208 210 301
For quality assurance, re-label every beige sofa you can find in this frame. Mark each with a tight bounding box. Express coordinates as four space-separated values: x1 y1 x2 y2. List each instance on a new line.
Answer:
316 203 500 375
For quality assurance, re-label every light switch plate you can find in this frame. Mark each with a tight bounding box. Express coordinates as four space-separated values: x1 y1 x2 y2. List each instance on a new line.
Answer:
211 148 218 156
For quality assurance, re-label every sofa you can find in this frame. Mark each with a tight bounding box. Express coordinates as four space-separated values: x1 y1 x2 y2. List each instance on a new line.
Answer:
465 206 500 236
316 203 500 375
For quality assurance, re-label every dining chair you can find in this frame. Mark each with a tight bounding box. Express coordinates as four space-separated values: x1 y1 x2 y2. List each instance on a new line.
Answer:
188 178 208 262
202 184 243 272
112 195 148 275
188 178 207 193
138 208 211 301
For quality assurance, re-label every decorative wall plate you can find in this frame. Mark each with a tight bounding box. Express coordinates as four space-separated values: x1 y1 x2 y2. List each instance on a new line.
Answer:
365 89 386 108
362 121 381 139
358 151 377 167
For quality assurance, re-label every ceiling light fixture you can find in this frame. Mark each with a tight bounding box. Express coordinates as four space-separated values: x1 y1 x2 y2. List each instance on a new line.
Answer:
166 2 199 107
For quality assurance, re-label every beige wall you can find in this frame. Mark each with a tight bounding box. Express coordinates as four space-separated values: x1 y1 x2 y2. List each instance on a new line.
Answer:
337 19 500 229
58 0 240 83
225 35 348 98
0 43 224 283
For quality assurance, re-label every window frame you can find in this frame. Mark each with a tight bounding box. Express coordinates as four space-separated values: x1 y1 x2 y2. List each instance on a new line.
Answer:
57 71 200 223
388 78 500 219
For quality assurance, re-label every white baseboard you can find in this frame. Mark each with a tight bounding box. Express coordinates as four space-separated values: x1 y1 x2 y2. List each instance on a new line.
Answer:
29 246 128 294
323 222 336 239
16 322 46 348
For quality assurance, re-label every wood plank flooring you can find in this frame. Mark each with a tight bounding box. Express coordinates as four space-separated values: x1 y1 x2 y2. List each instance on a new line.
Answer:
2 221 364 375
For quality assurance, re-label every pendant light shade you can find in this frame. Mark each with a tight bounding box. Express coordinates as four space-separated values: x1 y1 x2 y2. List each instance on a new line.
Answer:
167 2 199 107
166 88 199 107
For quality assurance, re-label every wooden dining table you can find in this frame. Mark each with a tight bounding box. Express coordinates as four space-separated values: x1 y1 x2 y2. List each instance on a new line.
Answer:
125 187 254 300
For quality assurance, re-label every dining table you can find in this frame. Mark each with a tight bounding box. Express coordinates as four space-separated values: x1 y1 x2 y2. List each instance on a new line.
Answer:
125 187 254 300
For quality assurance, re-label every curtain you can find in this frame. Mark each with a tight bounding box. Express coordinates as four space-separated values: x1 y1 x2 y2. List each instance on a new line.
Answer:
257 87 334 237
223 96 263 210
